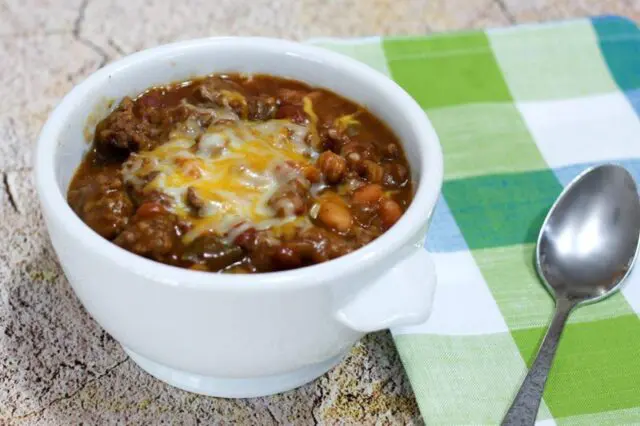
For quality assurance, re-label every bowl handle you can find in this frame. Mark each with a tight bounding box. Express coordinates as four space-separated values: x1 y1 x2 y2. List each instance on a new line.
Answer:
335 247 436 332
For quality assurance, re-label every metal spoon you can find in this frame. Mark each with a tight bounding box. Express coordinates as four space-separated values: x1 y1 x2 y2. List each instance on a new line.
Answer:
502 164 640 425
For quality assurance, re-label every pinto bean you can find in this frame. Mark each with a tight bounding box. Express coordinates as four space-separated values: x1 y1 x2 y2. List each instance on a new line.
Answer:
318 200 353 233
317 151 347 183
379 198 403 228
353 184 383 204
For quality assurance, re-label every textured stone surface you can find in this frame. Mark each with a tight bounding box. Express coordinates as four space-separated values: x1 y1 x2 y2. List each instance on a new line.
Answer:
502 0 639 24
0 34 103 170
0 0 83 36
79 0 432 55
0 0 635 423
422 0 513 31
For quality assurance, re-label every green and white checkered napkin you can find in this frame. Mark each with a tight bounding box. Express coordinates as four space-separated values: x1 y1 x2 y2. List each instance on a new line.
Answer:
311 15 640 425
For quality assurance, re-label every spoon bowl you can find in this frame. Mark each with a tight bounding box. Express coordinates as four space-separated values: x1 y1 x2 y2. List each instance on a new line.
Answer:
537 164 640 302
503 164 640 425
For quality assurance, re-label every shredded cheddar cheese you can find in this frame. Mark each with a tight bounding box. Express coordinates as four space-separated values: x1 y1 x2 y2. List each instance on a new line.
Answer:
303 96 321 150
334 112 360 132
122 118 318 243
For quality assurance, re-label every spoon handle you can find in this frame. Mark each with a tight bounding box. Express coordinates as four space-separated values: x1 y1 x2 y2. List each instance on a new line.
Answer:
502 297 577 426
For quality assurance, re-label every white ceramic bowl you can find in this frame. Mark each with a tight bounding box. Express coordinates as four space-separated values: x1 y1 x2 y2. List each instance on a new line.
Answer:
35 37 443 398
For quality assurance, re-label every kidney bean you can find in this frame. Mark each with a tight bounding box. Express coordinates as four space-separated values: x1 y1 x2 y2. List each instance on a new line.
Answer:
136 201 166 218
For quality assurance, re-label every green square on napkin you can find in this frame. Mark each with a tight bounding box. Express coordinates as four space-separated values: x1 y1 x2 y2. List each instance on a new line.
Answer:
428 104 546 179
310 15 640 425
383 32 513 109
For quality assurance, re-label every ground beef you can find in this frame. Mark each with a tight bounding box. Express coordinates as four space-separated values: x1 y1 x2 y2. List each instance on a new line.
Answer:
94 98 153 156
293 227 356 263
67 167 133 239
268 182 309 217
195 77 250 118
95 97 186 158
268 165 311 217
233 226 357 272
128 188 174 209
233 229 277 272
274 105 306 124
247 94 278 121
114 213 182 263
185 186 206 215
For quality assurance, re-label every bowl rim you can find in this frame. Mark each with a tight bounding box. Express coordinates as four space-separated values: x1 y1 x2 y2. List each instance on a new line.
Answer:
35 36 443 291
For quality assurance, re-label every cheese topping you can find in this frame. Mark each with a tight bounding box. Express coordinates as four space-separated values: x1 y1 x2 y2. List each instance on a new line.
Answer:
122 117 318 243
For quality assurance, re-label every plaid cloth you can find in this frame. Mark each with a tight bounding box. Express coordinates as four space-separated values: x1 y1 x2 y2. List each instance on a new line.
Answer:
310 15 640 425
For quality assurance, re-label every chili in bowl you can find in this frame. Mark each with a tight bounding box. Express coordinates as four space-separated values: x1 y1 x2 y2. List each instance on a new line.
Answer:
68 74 414 273
35 37 443 397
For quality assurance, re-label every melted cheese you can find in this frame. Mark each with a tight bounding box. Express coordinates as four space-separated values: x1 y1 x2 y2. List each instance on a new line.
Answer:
122 118 317 243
